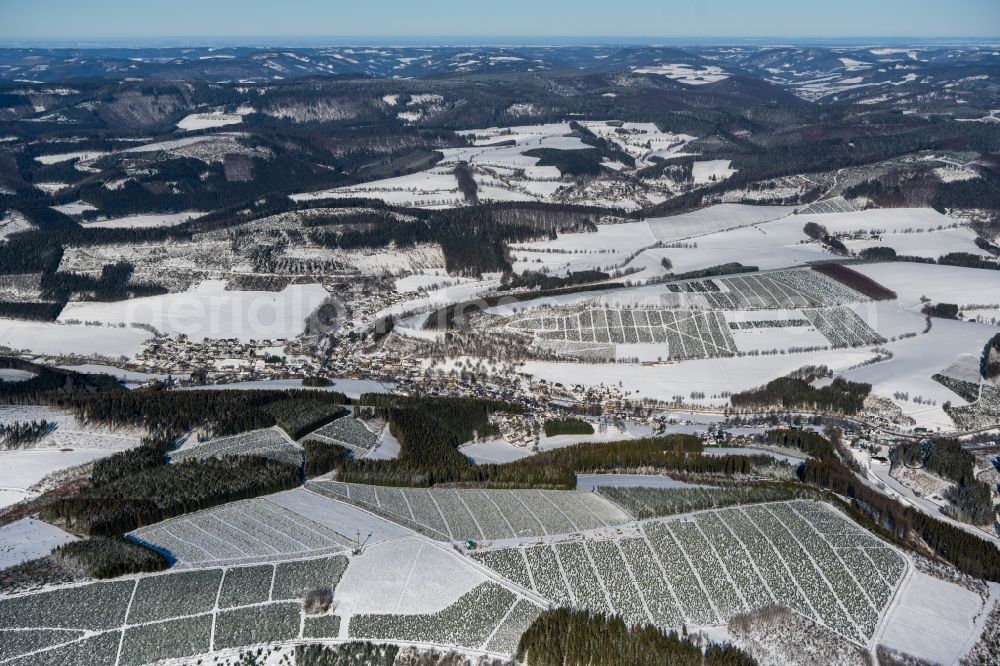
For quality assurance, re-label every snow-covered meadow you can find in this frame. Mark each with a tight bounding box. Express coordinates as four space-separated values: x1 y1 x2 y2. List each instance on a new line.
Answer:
0 518 77 569
176 110 248 131
0 319 154 360
0 448 113 508
58 280 328 342
80 211 205 229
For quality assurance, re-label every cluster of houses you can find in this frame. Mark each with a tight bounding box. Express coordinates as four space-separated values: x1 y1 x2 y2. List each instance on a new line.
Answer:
133 335 319 384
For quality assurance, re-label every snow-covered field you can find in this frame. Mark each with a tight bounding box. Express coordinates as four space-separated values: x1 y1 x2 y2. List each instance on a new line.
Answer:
729 322 831 353
0 518 77 569
55 363 168 385
33 150 108 164
81 211 204 229
803 207 955 235
577 121 696 167
176 111 245 131
0 404 144 450
131 487 413 568
180 378 395 399
292 123 588 207
268 488 413 543
0 368 35 381
335 537 486 615
844 318 998 429
308 481 631 543
0 210 32 239
631 63 730 85
877 570 987 664
394 271 474 293
32 182 68 194
58 280 328 342
458 422 658 465
294 168 467 207
842 226 988 259
649 213 830 274
40 133 259 168
522 348 872 404
692 159 736 184
131 498 345 567
538 421 656 450
367 427 402 460
0 319 153 360
510 221 656 276
0 448 112 508
853 262 1000 309
460 439 533 464
51 200 97 215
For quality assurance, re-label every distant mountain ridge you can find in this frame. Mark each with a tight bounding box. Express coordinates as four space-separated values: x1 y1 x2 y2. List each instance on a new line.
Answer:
0 44 996 105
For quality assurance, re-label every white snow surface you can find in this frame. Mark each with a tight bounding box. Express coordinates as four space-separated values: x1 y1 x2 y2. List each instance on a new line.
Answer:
33 151 108 164
0 320 153 360
0 449 112 508
632 63 729 85
367 427 402 460
802 207 954 235
335 537 486 615
460 439 532 464
844 318 999 429
180 378 395 400
523 348 872 404
268 488 413 543
576 474 704 491
0 518 77 570
0 368 35 381
692 159 736 184
55 363 168 384
878 570 986 665
852 263 1000 309
176 111 244 131
58 280 328 342
843 227 989 259
0 404 144 450
81 211 204 229
51 200 97 215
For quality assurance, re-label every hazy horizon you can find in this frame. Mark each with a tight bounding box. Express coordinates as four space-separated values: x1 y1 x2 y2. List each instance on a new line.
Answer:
2 0 999 43
1 36 998 50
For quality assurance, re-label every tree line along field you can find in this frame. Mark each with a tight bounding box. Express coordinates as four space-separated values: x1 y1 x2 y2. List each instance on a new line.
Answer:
471 500 906 646
306 480 630 542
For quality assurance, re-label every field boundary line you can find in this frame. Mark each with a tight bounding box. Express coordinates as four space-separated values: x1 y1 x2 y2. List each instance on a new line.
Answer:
114 580 139 666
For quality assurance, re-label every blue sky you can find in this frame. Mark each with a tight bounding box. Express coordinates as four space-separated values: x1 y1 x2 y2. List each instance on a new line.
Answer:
1 0 998 43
